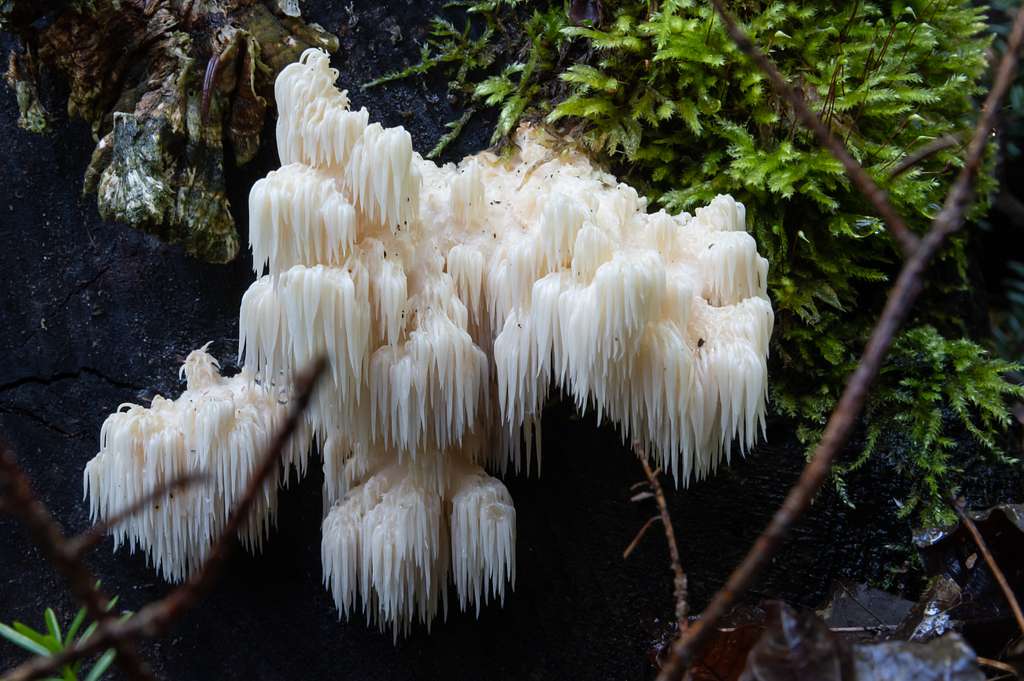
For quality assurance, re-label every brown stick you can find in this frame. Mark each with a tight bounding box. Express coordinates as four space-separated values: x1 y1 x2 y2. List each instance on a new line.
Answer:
888 134 961 179
706 0 920 257
951 499 1024 635
638 456 689 632
654 5 1024 681
976 657 1018 675
0 356 326 681
0 446 156 681
623 515 660 560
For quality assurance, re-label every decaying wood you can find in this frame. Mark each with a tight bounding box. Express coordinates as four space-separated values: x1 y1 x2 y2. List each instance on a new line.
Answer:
1 0 337 263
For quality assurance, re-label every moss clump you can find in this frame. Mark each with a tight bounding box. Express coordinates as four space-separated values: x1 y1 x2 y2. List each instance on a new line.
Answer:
367 0 1023 526
844 326 1023 527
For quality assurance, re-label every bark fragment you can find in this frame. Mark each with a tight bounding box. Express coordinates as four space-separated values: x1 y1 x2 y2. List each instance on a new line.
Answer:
2 0 338 262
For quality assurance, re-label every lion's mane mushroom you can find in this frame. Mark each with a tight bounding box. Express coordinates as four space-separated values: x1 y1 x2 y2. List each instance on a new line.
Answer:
85 48 773 637
84 345 308 582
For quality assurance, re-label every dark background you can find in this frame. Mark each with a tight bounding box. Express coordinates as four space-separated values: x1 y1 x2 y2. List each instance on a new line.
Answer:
0 1 1003 679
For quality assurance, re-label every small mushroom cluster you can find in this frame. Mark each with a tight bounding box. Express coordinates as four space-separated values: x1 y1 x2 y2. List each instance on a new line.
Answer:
84 345 308 582
86 49 773 638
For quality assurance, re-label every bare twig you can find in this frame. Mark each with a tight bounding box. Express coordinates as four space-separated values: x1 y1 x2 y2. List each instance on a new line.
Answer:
951 499 1024 635
200 52 222 124
707 0 920 257
712 625 897 633
888 134 961 179
976 657 1018 675
623 515 660 559
1 356 326 681
638 456 688 632
654 5 1024 681
0 445 156 681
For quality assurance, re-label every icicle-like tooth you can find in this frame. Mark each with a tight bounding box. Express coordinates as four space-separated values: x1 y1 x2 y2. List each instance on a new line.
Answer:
698 231 765 306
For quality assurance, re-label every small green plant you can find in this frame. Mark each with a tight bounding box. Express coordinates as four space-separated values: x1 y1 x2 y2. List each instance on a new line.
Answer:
0 593 127 681
363 0 571 158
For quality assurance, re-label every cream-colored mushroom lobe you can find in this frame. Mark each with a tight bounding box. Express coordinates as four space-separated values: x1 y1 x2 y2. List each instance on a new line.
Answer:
85 48 773 638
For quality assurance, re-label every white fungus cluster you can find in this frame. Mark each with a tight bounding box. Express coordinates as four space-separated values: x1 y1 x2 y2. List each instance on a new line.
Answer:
85 48 773 638
84 345 307 582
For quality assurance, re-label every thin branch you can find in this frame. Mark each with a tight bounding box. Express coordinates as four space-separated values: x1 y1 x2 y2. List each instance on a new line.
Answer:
654 5 1024 681
623 515 660 560
638 455 688 632
712 625 897 633
0 445 156 681
976 657 1018 675
708 0 920 257
951 499 1024 635
888 134 961 179
1 356 326 681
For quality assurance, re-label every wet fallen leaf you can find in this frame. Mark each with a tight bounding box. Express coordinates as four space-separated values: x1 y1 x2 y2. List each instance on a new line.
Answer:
739 602 848 681
819 580 913 642
690 624 765 681
913 504 1024 658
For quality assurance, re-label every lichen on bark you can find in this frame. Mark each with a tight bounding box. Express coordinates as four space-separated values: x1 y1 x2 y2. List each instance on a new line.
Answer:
2 0 338 263
4 48 47 133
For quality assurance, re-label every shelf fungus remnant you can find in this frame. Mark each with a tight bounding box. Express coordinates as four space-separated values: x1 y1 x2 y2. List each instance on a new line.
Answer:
1 0 338 263
84 49 774 637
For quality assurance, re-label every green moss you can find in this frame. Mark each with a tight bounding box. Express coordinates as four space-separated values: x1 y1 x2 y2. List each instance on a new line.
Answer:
840 326 1023 527
367 0 1022 526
